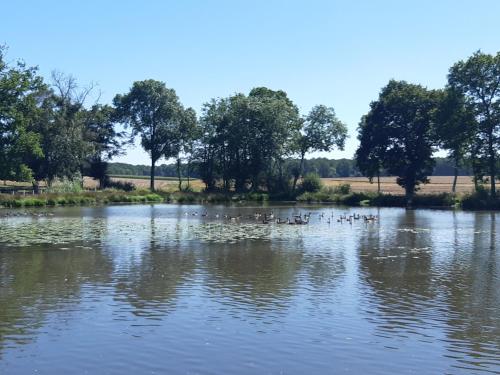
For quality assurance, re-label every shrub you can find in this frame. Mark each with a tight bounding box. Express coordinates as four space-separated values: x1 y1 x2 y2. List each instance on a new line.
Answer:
413 193 456 207
106 180 136 192
339 192 371 206
461 190 500 210
300 173 322 193
56 197 68 205
175 193 197 203
145 194 163 202
334 183 352 195
46 179 83 194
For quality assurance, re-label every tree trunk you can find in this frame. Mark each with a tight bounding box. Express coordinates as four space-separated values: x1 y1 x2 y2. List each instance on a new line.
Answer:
292 152 305 191
405 183 414 209
452 161 458 194
186 159 191 189
32 181 40 195
489 135 496 197
176 156 182 191
377 170 381 194
150 159 156 192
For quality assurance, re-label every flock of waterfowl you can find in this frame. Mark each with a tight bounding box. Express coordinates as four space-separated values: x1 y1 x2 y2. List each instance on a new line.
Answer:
184 210 379 225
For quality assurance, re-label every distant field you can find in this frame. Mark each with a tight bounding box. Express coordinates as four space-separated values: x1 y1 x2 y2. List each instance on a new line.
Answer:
2 175 476 195
108 174 179 181
323 176 475 195
84 176 205 191
92 175 476 195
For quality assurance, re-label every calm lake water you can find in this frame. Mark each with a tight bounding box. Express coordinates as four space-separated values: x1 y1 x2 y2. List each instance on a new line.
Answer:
0 204 499 374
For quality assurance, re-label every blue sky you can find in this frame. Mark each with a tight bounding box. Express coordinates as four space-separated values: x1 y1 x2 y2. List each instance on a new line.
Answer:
2 0 499 164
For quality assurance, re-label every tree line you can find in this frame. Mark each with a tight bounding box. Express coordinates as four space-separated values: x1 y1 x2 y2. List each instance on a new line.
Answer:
1 45 498 201
107 157 470 179
356 50 500 205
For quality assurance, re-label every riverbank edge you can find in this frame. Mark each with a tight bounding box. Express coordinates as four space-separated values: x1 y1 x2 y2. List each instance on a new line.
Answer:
1 190 499 211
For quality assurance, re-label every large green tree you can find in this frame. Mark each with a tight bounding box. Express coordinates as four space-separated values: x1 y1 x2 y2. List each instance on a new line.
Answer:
356 80 439 206
113 80 185 191
173 107 199 191
355 114 385 192
448 51 500 196
30 72 95 187
197 88 301 192
84 104 124 188
433 88 477 192
292 105 347 191
0 46 45 183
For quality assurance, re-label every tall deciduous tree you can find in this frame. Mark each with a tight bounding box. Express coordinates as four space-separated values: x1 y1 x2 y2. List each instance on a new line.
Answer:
355 115 384 192
434 88 477 193
114 80 184 191
448 51 500 196
30 72 95 187
197 88 301 192
84 104 125 188
356 80 439 206
174 107 199 191
0 46 45 183
292 105 347 191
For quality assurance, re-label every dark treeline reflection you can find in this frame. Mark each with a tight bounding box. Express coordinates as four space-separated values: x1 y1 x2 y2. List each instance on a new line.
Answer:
357 210 499 371
112 244 197 318
439 213 499 368
0 244 113 356
204 240 304 314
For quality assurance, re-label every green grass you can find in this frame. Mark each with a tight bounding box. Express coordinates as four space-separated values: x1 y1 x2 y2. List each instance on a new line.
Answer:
296 189 458 208
1 188 497 210
0 190 166 208
461 190 500 210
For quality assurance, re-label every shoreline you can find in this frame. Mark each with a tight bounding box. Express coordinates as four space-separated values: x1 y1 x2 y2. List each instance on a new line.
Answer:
1 190 499 211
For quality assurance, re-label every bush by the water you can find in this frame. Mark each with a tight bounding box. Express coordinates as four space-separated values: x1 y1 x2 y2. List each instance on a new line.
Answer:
299 173 322 193
106 180 136 192
461 189 500 210
45 179 84 194
0 190 164 208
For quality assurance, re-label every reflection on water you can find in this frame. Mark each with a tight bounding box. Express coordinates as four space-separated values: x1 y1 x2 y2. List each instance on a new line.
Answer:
0 205 498 374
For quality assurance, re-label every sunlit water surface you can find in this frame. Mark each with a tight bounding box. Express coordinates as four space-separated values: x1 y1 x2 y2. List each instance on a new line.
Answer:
0 204 499 374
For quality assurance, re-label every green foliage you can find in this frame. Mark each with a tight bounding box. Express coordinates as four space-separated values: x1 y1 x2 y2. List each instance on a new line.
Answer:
0 46 45 182
46 179 83 193
328 183 351 195
292 105 348 189
355 80 439 206
106 180 136 192
84 104 125 188
461 188 500 210
448 50 500 196
0 190 165 207
299 173 323 193
114 80 191 191
198 88 301 192
370 193 456 207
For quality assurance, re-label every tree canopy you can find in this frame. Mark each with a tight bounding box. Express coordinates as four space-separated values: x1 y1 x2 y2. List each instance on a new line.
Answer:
355 80 439 206
448 50 500 196
113 80 187 191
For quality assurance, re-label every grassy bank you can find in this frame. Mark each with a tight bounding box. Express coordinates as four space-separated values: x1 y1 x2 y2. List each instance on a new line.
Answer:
0 190 164 208
296 189 500 210
1 187 498 211
297 190 458 207
0 189 269 208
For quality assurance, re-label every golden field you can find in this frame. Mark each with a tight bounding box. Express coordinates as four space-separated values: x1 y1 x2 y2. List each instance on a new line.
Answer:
83 176 205 192
2 175 475 195
322 176 475 195
90 175 475 195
